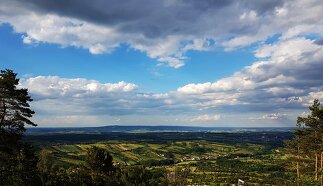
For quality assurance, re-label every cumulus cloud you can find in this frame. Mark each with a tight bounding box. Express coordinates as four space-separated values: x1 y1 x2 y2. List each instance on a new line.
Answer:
0 0 322 67
2 0 322 126
249 113 287 120
19 76 146 117
191 114 221 121
21 76 137 99
175 37 323 111
19 76 177 117
15 35 323 126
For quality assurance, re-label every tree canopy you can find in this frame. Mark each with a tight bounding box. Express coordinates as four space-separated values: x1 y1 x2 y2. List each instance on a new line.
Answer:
0 69 39 185
86 146 114 174
0 69 36 138
283 99 323 185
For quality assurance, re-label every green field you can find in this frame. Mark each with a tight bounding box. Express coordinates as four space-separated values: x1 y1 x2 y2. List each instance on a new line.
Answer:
47 140 258 165
28 131 294 185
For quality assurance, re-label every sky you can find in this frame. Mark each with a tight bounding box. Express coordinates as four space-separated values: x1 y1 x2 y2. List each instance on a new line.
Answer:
0 0 322 127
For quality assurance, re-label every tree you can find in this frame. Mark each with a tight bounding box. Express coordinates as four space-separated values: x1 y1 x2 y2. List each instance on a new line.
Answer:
284 99 323 184
86 146 114 174
0 69 36 139
15 143 41 185
120 165 147 186
85 146 117 185
37 149 54 185
283 124 306 186
0 69 39 185
297 99 323 181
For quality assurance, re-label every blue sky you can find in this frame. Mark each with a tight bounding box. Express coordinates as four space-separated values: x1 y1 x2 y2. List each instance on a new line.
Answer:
0 24 256 93
0 0 322 127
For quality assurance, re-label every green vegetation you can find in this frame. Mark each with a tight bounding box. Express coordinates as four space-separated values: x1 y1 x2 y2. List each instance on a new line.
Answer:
1 69 322 185
282 99 323 185
0 69 40 185
44 141 261 166
35 137 290 185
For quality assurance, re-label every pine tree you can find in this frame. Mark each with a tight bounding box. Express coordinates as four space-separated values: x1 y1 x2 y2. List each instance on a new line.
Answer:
0 69 39 185
297 99 323 181
284 122 309 185
85 146 116 185
0 69 36 139
85 146 114 174
37 149 53 185
284 99 323 184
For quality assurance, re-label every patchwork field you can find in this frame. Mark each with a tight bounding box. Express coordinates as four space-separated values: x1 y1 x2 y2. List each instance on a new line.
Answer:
47 140 260 166
27 131 294 185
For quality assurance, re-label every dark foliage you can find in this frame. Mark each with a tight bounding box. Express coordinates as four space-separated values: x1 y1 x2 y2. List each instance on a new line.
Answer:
0 69 39 185
0 69 36 138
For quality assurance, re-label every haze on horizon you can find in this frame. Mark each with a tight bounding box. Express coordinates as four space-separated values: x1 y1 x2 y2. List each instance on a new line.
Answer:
0 0 322 127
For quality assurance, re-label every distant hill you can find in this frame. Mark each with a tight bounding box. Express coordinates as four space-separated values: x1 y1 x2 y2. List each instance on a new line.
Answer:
26 125 295 134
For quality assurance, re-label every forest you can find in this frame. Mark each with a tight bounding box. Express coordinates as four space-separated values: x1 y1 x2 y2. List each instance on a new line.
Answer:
0 69 322 185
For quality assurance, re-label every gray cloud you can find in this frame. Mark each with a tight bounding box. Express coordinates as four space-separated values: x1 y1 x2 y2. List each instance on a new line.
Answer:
177 37 323 112
315 38 323 45
1 0 322 67
242 0 284 14
17 37 323 126
249 113 288 120
1 0 323 126
12 0 239 37
17 0 284 36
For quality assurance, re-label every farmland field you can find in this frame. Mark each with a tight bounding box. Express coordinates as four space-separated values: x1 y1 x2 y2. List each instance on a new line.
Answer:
25 130 295 185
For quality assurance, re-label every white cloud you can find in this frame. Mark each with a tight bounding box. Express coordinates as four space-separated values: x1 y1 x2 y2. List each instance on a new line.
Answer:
296 91 323 106
191 114 221 121
34 115 101 126
2 0 322 126
177 82 214 94
21 76 138 98
223 0 323 49
265 87 304 96
0 0 322 67
157 56 185 68
176 37 323 110
239 10 258 21
15 36 323 126
177 76 254 94
249 113 287 120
